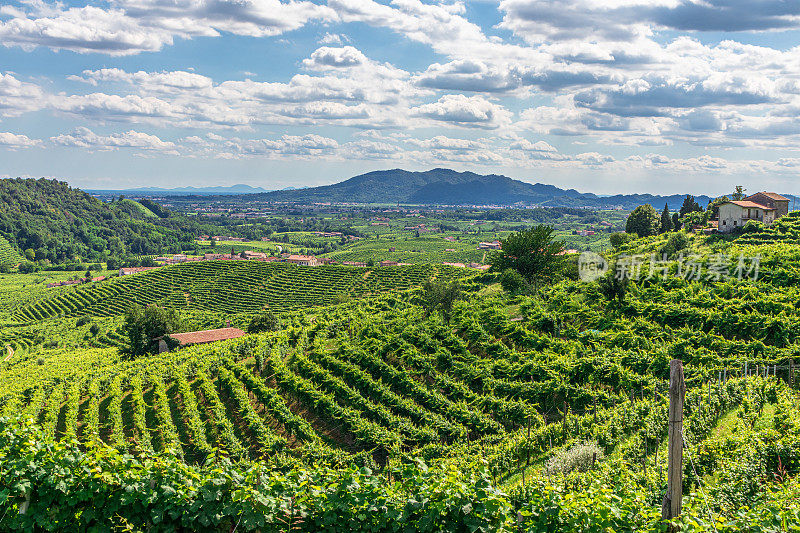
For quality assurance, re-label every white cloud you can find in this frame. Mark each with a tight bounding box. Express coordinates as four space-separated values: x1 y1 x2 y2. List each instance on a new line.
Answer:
303 46 367 69
0 0 334 55
499 0 800 46
0 132 41 149
50 127 178 154
0 73 46 116
72 68 214 90
413 95 512 128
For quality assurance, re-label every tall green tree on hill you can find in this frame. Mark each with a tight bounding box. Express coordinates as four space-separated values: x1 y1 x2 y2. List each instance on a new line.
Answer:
489 225 566 289
707 196 730 219
420 279 462 322
679 195 702 217
660 203 673 233
671 212 681 231
123 304 182 357
732 185 746 201
625 205 660 237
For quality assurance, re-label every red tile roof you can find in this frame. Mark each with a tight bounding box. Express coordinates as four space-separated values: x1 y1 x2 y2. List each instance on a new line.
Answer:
168 328 246 346
730 200 774 209
752 192 790 201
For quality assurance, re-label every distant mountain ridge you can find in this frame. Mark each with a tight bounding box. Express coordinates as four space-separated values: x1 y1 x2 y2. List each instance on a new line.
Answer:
87 184 274 196
252 168 717 210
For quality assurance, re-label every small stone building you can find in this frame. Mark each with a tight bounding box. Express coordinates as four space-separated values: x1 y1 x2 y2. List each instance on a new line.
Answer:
718 192 790 233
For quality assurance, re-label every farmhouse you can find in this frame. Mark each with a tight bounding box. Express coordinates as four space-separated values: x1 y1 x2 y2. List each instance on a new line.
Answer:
718 192 790 233
158 327 246 353
478 241 501 250
380 260 399 267
287 254 319 266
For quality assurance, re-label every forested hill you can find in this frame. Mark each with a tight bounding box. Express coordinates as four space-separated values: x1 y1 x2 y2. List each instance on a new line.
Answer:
253 168 713 209
0 178 196 262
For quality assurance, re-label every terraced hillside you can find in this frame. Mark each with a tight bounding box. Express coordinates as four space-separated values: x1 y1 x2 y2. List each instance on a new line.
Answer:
3 237 800 530
15 261 467 321
0 236 21 268
4 268 800 464
735 210 800 245
2 253 800 529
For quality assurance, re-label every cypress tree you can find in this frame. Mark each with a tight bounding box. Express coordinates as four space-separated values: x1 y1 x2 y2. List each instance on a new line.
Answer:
660 203 673 233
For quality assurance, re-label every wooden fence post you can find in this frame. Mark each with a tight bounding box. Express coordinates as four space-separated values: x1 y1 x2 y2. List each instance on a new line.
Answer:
526 415 532 466
661 359 685 530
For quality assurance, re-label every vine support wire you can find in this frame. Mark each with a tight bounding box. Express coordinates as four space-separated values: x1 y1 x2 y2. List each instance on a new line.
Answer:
682 431 718 533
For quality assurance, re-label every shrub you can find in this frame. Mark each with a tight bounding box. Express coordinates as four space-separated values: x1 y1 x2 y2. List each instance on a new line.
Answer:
18 262 37 274
76 316 91 327
420 279 462 321
499 268 528 294
544 441 604 476
609 232 634 250
248 311 282 333
89 323 100 336
660 231 689 257
743 220 764 233
597 271 628 303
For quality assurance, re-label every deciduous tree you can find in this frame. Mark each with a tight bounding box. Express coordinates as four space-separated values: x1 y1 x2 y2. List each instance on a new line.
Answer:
489 225 566 288
625 205 660 238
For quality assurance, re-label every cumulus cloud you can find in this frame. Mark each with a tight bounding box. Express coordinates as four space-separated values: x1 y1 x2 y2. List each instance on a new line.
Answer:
413 95 512 128
50 127 178 154
0 73 46 116
408 135 486 151
574 78 777 117
0 0 334 55
303 46 367 69
71 68 214 91
232 134 339 156
0 132 41 149
415 60 519 93
499 0 800 46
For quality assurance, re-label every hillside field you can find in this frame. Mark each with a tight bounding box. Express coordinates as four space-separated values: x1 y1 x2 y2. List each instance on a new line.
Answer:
14 261 468 321
2 225 800 530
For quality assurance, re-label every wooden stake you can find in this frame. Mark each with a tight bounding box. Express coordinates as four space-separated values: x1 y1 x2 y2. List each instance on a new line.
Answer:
526 415 532 467
661 359 685 530
790 360 794 389
562 401 568 440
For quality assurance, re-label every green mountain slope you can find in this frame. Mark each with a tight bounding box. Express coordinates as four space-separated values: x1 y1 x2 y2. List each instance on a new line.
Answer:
252 168 715 208
0 178 198 262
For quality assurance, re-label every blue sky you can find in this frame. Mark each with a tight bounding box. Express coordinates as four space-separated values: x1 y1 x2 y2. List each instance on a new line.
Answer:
1 0 799 195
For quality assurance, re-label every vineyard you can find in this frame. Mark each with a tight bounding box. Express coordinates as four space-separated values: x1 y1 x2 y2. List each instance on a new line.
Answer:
14 261 467 321
321 236 487 264
0 235 22 268
2 235 800 529
735 210 800 245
